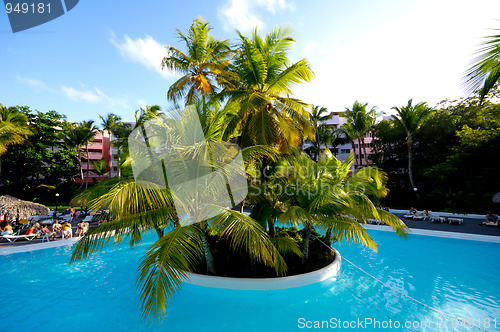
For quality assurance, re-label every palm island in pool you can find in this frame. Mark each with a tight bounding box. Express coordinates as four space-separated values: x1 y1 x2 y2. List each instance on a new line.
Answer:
1 10 500 332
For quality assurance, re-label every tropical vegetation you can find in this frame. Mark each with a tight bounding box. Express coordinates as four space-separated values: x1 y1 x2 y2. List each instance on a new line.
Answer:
1 17 499 322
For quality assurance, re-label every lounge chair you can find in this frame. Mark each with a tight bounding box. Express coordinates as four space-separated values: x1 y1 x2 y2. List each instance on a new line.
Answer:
414 211 431 221
430 213 445 223
482 220 499 227
82 215 93 223
0 233 37 242
403 213 416 219
367 218 380 225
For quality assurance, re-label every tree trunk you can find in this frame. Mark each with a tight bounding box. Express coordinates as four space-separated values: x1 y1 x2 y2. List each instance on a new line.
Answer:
268 220 275 238
358 138 363 167
315 124 320 162
351 142 357 169
85 145 90 189
156 227 164 238
78 153 84 189
239 198 245 213
325 226 332 247
302 226 311 264
362 137 369 166
407 137 420 200
200 229 216 274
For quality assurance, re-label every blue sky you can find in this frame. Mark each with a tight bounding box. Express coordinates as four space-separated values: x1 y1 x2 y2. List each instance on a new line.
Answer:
1 0 500 123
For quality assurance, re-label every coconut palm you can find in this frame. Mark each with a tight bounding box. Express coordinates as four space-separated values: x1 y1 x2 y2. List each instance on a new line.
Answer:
70 103 294 319
62 123 89 187
218 26 315 152
464 28 500 103
269 150 408 262
391 99 433 194
0 105 33 156
342 101 376 167
308 105 331 162
90 157 108 181
99 113 125 177
161 17 232 105
80 120 98 189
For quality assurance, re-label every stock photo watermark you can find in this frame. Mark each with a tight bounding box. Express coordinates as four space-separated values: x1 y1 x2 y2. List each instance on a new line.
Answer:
4 0 79 32
128 105 248 226
297 317 498 330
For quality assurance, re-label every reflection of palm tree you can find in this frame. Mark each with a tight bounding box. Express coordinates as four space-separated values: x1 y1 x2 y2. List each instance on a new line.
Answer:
391 99 433 195
464 28 500 103
161 17 232 105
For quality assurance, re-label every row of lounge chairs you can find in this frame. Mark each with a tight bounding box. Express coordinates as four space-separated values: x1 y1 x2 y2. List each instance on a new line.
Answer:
403 210 464 224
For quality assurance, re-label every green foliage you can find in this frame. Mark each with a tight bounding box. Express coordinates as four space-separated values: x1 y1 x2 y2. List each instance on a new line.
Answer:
0 106 78 201
373 94 500 212
464 27 500 102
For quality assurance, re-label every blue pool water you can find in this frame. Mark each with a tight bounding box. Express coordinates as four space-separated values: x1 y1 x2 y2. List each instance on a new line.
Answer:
0 230 499 332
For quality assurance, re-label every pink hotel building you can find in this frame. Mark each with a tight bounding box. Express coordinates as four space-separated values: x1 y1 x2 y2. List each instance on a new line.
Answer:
74 130 120 186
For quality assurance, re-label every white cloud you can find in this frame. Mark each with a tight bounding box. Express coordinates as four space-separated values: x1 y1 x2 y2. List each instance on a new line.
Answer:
14 75 51 91
60 86 129 109
110 32 177 79
218 0 293 32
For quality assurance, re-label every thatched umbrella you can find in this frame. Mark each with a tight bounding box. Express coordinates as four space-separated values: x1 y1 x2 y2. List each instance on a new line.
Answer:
493 192 500 204
0 195 50 220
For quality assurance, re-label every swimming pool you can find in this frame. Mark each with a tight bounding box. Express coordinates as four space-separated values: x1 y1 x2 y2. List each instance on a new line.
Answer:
0 230 499 331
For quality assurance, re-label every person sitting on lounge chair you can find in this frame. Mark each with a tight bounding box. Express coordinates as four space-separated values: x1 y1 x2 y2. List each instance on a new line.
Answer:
404 207 417 218
0 223 13 235
416 210 430 218
52 220 62 236
61 222 72 239
484 212 498 224
41 225 56 241
25 226 36 235
76 221 86 237
33 220 42 231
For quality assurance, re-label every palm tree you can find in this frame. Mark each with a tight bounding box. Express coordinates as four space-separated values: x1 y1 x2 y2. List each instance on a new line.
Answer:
464 28 500 103
0 105 33 156
80 120 98 189
250 150 408 263
342 101 376 167
308 105 331 162
161 17 232 105
70 103 293 319
90 157 108 181
391 99 433 194
99 113 124 178
62 123 87 186
218 26 315 152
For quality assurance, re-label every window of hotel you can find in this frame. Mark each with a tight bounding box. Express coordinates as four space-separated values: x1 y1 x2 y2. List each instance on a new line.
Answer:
340 149 350 154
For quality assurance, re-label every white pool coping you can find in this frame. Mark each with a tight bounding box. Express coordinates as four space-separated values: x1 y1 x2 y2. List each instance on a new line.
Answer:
364 224 500 243
185 248 341 290
0 238 79 256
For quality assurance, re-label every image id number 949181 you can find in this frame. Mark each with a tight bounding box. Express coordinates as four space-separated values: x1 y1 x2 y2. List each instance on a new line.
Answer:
6 2 51 14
